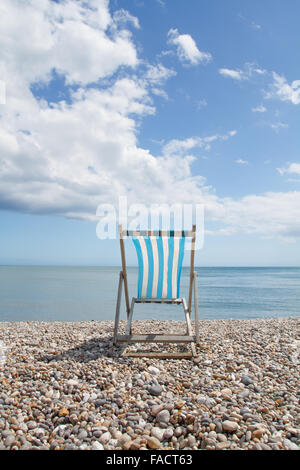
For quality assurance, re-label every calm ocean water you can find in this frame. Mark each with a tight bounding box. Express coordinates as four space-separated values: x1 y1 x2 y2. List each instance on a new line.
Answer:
0 266 299 322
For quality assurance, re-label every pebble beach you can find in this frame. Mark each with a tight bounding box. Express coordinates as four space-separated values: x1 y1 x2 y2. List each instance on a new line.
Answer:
0 318 299 451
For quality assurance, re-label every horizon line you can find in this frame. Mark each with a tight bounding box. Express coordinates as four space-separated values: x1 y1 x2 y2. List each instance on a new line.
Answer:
0 264 300 269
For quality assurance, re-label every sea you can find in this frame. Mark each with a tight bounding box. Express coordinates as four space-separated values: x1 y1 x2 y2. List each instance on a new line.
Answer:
0 266 299 322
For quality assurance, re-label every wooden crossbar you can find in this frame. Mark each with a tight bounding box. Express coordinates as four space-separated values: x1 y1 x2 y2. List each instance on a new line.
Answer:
117 334 195 343
134 298 182 304
120 229 194 238
122 351 193 359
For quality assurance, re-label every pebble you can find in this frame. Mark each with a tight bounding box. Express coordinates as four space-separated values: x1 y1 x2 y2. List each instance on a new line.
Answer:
4 435 15 448
58 408 69 417
241 375 253 386
215 421 223 433
174 426 184 437
147 437 161 449
99 432 111 445
283 439 299 451
92 441 104 450
78 430 88 440
151 404 164 416
151 427 165 441
175 400 185 409
163 428 174 440
252 429 264 439
118 433 131 449
0 318 299 451
27 421 37 430
222 421 239 433
149 385 162 396
216 441 230 450
156 409 170 425
148 366 160 375
221 388 232 399
188 435 196 446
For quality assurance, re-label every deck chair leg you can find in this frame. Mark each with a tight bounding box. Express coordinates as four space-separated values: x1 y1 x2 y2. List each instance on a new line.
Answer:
182 299 189 335
182 298 196 357
193 271 200 344
113 271 123 345
125 298 135 336
182 298 189 335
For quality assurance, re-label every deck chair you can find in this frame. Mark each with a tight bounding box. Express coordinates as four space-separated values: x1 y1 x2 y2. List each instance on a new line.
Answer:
113 224 199 358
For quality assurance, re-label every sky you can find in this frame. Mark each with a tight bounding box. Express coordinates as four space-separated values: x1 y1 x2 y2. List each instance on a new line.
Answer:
0 0 300 266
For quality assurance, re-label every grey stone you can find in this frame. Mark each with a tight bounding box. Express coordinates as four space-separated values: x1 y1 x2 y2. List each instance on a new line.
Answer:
99 431 111 445
149 384 162 396
78 429 88 440
163 428 174 440
156 409 170 425
4 435 15 447
241 375 253 386
283 439 299 450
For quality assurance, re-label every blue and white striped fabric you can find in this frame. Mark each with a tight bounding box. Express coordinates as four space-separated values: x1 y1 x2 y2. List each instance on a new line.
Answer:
132 236 185 299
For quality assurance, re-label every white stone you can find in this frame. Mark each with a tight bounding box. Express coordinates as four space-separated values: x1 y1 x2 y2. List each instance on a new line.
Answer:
151 427 165 441
92 441 104 450
283 439 299 450
67 379 79 386
163 428 174 439
99 431 111 445
148 366 160 375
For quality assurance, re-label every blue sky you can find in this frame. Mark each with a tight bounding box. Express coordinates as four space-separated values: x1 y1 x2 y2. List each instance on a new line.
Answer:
0 0 300 266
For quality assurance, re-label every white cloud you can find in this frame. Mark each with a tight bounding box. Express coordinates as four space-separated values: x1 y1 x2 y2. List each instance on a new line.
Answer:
277 163 300 176
0 1 216 222
235 159 248 165
0 0 151 218
219 68 245 81
0 80 5 104
238 14 262 32
219 63 266 81
141 63 176 100
251 22 262 30
270 122 288 131
0 1 300 242
144 63 176 85
196 98 208 110
162 130 237 155
252 105 267 113
228 130 237 137
151 87 169 100
254 67 266 75
113 9 140 29
167 28 212 65
0 0 138 87
268 72 300 105
209 191 300 241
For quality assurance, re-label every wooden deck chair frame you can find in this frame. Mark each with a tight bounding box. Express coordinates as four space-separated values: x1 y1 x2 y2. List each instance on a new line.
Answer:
113 224 199 358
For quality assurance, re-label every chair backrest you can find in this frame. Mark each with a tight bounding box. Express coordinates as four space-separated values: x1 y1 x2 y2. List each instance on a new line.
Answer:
119 226 196 303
